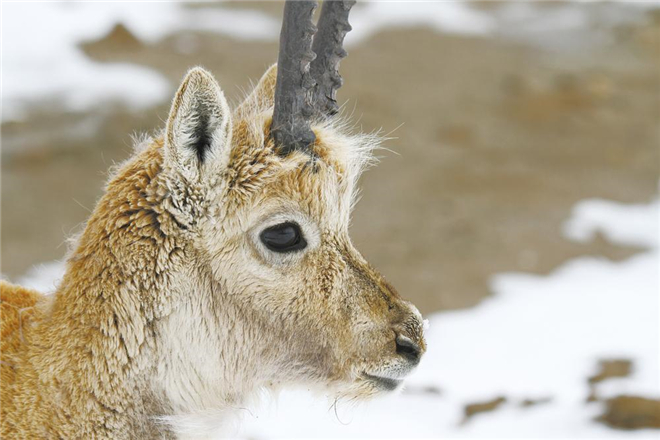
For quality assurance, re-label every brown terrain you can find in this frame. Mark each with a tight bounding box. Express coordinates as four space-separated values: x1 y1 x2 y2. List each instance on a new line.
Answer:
1 1 659 429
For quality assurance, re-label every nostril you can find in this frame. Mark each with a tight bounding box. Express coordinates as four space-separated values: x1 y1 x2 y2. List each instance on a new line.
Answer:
395 334 421 362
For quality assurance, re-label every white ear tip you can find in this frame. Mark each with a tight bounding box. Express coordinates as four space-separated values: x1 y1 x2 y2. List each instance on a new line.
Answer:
186 66 213 80
423 319 430 331
180 67 222 98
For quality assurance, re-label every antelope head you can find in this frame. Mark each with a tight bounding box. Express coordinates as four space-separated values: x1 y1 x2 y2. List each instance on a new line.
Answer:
154 0 426 417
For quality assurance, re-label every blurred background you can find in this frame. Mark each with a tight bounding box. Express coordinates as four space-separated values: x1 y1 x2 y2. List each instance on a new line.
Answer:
2 1 659 438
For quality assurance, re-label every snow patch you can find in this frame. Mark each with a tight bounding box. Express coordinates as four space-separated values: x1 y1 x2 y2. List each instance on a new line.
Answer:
1 2 280 122
17 261 65 295
346 2 495 47
564 198 659 248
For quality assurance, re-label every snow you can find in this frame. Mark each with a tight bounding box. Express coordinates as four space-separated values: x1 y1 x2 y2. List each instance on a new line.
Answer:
2 3 164 121
346 2 495 47
1 2 280 122
564 199 659 248
17 261 65 295
11 197 659 438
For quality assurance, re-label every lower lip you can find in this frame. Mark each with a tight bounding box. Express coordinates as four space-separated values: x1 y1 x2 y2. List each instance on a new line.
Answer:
363 373 402 391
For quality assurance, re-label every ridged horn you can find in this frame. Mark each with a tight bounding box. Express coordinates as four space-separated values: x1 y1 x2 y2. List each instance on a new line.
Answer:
310 0 356 117
271 0 318 155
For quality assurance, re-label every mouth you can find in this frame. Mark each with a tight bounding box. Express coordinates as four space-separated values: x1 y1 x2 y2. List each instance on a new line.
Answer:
362 373 403 391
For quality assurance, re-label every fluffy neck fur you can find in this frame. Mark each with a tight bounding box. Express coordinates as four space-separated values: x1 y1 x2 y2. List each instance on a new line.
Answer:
6 139 266 439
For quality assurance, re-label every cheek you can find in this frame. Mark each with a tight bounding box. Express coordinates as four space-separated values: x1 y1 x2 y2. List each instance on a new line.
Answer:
347 318 391 361
335 292 395 360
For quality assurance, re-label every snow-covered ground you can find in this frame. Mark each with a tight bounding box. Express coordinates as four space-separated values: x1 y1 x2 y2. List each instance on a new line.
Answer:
13 197 660 438
1 2 282 122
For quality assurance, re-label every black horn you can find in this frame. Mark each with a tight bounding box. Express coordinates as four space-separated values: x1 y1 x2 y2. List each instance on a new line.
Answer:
310 0 356 117
271 0 356 155
271 0 319 155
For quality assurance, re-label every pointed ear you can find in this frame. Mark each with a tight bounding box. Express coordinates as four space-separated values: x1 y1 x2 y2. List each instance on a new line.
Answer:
235 64 278 119
165 67 232 182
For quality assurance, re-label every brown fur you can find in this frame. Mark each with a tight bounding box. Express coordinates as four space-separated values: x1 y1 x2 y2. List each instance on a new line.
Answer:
1 65 425 438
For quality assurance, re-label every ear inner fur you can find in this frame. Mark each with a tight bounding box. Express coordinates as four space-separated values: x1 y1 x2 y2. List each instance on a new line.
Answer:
165 67 232 180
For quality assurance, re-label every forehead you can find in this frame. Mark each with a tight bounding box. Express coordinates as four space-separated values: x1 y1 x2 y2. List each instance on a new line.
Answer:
226 116 358 225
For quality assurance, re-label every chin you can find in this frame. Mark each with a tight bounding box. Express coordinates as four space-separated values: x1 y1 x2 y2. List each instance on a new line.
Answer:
333 373 406 401
361 373 404 392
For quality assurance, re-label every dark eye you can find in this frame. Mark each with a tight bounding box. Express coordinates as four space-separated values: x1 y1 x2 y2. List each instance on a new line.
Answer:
260 222 307 253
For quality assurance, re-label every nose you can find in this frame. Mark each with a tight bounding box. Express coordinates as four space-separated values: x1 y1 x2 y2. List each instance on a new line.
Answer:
395 333 423 364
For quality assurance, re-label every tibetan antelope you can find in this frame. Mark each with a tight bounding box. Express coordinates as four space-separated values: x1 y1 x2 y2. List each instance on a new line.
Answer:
1 1 426 438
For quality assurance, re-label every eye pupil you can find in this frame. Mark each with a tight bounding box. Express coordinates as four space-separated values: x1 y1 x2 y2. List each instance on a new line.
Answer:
260 222 307 253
